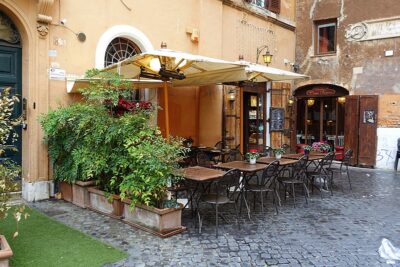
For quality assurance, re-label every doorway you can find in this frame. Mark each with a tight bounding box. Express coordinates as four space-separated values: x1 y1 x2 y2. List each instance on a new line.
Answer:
296 97 345 147
243 84 267 153
0 12 23 165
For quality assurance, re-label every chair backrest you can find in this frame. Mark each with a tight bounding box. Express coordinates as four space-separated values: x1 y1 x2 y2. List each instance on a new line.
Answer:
213 168 241 197
196 151 212 167
260 160 280 187
214 141 223 150
281 143 290 153
343 149 353 164
293 155 308 180
261 146 273 157
315 152 335 173
225 149 243 162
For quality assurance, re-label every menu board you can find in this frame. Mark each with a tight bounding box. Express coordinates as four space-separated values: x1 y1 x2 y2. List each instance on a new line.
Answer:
270 107 284 131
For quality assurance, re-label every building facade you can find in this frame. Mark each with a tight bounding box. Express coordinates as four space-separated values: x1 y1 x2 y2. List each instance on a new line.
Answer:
0 0 297 201
294 0 400 169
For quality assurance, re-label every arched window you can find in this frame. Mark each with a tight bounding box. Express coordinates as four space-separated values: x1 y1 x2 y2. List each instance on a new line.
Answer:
104 37 141 67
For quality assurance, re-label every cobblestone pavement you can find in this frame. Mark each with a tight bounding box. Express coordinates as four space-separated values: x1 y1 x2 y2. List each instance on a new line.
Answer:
31 167 400 267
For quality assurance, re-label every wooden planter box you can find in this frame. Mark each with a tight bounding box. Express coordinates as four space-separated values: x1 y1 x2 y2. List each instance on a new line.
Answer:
59 181 73 202
0 235 13 267
87 187 123 219
122 199 186 238
72 180 95 208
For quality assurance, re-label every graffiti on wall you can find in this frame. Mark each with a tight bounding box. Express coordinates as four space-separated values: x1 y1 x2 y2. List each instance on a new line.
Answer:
376 128 400 169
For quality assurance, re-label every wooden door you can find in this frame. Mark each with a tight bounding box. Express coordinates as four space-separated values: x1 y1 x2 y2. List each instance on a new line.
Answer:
358 95 378 167
344 96 360 165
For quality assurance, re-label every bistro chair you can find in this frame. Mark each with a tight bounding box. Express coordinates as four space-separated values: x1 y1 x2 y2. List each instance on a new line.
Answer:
281 143 291 154
244 161 280 215
306 152 335 197
279 155 309 208
327 149 353 192
261 146 273 157
197 169 241 237
196 151 213 168
225 149 244 162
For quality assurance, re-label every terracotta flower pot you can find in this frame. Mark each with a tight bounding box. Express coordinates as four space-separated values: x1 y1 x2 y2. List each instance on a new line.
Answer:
0 235 13 267
59 181 73 202
87 187 123 219
122 199 186 238
72 180 95 208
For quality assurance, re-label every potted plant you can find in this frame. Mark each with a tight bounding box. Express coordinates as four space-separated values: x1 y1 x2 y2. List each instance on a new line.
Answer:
0 87 28 266
245 149 260 164
273 148 285 159
118 129 188 237
303 145 312 155
312 142 331 153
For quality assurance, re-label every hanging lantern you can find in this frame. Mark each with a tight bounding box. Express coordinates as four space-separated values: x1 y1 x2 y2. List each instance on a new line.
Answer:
307 98 315 107
337 96 346 104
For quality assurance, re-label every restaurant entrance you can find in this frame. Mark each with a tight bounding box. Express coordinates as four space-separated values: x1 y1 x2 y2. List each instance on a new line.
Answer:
242 83 267 153
293 84 349 152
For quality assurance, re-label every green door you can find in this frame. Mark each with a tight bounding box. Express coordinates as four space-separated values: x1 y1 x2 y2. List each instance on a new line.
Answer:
0 44 22 165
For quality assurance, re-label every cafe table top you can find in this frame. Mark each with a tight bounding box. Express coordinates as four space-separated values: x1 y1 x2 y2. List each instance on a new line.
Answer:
215 161 267 172
257 157 299 166
181 166 226 182
282 153 325 161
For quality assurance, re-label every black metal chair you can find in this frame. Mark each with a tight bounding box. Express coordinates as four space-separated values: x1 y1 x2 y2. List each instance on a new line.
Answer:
280 155 309 207
281 143 291 154
225 149 244 162
327 149 353 191
196 151 213 168
244 161 280 214
306 152 335 197
197 169 242 237
261 146 273 157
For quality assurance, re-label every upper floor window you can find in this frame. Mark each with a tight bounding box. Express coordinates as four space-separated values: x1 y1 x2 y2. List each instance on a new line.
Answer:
315 20 337 55
104 37 141 67
249 0 280 14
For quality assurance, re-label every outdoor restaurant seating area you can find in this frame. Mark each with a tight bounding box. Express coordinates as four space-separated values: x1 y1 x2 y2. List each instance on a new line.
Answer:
175 145 353 236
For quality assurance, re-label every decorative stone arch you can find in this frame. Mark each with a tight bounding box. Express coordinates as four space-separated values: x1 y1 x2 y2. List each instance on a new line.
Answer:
95 25 154 69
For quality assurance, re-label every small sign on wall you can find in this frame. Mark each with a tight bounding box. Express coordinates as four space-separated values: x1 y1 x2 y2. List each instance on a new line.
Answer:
363 110 376 124
49 68 66 80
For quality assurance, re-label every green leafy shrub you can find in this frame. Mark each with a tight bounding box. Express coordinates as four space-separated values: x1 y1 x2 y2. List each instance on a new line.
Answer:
0 87 28 236
40 70 188 207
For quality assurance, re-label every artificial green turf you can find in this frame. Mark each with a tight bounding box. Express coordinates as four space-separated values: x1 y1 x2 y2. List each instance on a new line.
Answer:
0 207 127 267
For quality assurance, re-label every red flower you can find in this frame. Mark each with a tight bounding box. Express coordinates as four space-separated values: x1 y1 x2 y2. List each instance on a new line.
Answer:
249 149 258 153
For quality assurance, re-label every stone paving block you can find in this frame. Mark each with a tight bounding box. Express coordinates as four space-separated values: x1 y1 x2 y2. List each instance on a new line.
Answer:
30 167 400 266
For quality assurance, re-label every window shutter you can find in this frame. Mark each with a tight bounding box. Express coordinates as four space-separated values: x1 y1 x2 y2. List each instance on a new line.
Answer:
268 0 280 14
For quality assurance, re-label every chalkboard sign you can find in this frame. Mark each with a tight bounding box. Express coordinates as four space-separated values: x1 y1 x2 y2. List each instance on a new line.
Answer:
270 107 284 131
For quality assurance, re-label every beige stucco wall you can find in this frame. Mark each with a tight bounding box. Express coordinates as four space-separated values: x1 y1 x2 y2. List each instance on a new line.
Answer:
1 0 296 199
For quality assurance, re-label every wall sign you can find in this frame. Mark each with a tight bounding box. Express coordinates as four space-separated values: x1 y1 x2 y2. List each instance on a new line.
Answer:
270 107 284 131
306 88 336 96
345 17 400 41
363 110 375 124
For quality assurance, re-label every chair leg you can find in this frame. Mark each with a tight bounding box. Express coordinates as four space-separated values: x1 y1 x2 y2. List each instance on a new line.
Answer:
303 183 308 205
291 183 296 208
273 190 279 215
215 204 219 237
260 191 264 213
346 168 352 191
197 211 202 234
330 172 334 196
233 202 240 230
253 191 256 211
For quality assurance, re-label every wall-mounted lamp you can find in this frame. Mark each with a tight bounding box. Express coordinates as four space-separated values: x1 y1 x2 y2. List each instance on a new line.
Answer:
288 96 294 107
337 96 346 104
228 89 236 101
307 98 315 107
186 28 200 43
256 45 273 66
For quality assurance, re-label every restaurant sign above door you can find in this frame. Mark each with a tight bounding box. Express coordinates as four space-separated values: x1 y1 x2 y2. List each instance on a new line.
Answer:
306 88 336 96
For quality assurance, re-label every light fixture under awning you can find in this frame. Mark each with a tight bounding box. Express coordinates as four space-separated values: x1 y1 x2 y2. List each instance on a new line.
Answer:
66 78 164 93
